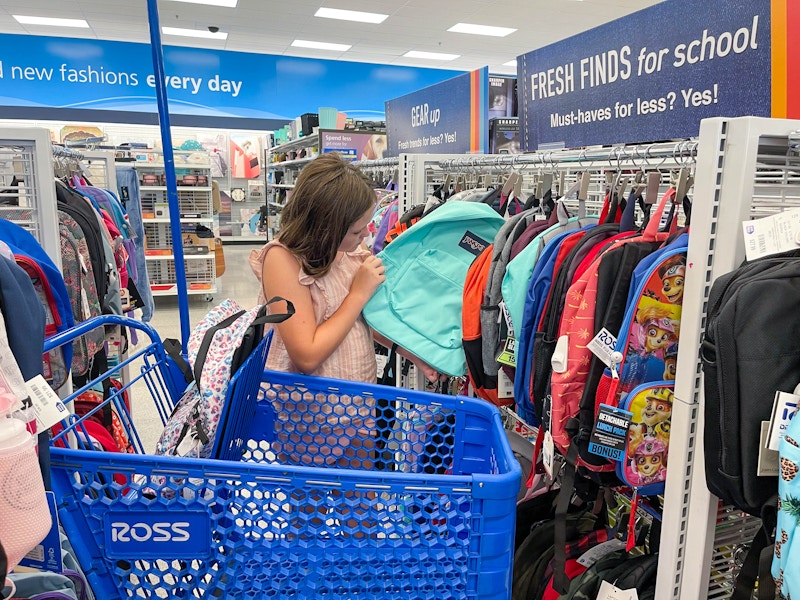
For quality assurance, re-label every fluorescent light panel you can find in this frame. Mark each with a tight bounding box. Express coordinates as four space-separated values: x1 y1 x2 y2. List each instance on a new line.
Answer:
162 26 228 40
13 15 89 28
166 0 238 7
314 8 388 24
292 39 351 51
503 59 518 67
448 22 516 37
404 50 460 61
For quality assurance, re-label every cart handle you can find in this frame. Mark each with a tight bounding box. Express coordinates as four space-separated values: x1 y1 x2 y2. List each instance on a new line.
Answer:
43 315 163 352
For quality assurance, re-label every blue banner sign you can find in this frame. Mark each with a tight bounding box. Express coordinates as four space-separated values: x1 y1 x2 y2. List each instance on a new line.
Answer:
0 34 461 125
385 67 488 156
518 0 772 150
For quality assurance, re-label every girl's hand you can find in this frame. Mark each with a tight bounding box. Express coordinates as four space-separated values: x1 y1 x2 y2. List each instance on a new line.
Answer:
351 255 386 302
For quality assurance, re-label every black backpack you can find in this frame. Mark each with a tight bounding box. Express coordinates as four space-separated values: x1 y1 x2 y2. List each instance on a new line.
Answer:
701 248 800 599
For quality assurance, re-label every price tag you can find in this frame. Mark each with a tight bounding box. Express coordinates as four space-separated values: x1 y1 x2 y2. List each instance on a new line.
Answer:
575 538 626 568
596 581 639 600
587 328 618 368
767 390 800 451
588 404 632 462
25 374 70 432
742 208 800 261
497 337 517 367
542 430 555 479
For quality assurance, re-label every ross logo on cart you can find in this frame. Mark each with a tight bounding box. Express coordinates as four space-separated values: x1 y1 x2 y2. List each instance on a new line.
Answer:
111 521 191 543
104 511 211 559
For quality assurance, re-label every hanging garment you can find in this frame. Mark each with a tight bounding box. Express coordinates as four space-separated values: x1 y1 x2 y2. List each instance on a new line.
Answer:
115 167 154 321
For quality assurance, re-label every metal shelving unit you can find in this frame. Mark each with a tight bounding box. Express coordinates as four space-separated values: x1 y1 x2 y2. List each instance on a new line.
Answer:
135 150 217 300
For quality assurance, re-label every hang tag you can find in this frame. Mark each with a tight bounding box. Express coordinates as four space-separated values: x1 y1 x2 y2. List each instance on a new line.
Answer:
542 430 555 479
497 369 515 398
19 491 63 573
575 538 626 568
596 581 639 600
587 328 618 368
551 335 569 374
375 353 389 375
80 285 92 320
497 337 517 367
25 374 70 432
767 391 800 451
500 301 515 339
176 429 201 457
742 207 800 261
588 404 633 462
757 421 780 477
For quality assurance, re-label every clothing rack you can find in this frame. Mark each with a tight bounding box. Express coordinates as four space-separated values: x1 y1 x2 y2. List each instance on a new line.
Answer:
0 128 61 265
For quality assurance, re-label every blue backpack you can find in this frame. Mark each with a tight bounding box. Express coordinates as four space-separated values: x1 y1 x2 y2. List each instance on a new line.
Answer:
364 201 505 376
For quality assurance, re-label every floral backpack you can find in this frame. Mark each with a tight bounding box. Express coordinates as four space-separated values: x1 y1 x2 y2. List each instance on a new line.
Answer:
773 410 800 600
156 297 293 459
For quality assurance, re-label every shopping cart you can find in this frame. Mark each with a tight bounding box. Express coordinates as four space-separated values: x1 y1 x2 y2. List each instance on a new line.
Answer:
45 315 520 600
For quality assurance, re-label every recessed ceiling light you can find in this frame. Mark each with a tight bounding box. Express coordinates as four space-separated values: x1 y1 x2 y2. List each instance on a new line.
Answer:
503 59 517 67
404 50 460 61
13 15 89 28
447 23 517 37
292 39 352 51
314 8 388 24
162 26 228 40
166 0 238 7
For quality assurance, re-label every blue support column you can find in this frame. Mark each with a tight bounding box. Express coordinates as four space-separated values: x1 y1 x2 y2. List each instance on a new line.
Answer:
146 0 191 352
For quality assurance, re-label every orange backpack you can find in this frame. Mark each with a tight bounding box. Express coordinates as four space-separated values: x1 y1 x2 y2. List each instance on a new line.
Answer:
462 245 511 407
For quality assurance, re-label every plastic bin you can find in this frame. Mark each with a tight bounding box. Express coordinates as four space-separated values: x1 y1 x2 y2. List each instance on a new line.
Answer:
45 317 520 599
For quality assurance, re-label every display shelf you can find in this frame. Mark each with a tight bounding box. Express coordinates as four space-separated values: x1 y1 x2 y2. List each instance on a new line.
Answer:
139 185 213 192
145 254 214 261
269 134 320 155
136 150 217 297
269 183 295 189
151 286 217 297
142 217 214 224
267 157 315 170
132 161 212 169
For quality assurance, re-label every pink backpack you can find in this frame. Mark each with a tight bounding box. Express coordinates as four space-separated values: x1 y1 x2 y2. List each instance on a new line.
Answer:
546 189 677 474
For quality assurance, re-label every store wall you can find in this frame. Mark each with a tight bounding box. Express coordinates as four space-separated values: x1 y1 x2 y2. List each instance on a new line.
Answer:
0 34 463 130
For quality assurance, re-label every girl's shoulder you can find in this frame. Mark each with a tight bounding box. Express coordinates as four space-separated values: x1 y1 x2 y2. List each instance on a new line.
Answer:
250 240 304 281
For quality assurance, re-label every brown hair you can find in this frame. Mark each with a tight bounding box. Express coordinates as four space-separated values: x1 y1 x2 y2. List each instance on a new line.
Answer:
277 153 375 277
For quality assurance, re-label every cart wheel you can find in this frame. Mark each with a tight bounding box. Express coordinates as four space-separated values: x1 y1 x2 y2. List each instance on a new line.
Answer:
205 295 213 302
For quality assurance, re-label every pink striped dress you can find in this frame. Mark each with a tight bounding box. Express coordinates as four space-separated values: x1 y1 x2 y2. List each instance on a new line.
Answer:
249 241 377 466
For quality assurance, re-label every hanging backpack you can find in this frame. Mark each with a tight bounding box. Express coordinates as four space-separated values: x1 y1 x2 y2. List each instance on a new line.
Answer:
547 188 678 476
773 414 800 600
594 235 688 408
156 297 294 459
58 210 105 378
701 249 800 600
0 219 74 389
462 244 507 406
702 249 800 516
364 201 505 376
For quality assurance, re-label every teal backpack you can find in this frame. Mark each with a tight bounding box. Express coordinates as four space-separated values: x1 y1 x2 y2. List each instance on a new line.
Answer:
363 201 505 376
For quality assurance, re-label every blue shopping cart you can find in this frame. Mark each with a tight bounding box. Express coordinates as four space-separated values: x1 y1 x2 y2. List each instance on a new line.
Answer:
45 315 520 600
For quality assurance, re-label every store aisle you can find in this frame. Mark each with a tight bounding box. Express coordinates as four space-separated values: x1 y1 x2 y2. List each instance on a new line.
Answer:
131 242 264 449
147 242 264 342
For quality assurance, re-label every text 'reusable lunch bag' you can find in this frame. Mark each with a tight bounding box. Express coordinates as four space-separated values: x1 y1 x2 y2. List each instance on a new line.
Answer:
156 297 293 459
364 201 505 377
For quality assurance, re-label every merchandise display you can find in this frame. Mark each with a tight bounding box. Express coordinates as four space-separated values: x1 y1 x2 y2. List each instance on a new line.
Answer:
0 0 797 595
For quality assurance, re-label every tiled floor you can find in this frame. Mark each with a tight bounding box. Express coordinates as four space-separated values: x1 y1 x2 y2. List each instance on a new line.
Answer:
146 242 264 343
